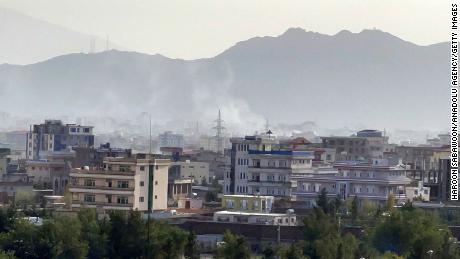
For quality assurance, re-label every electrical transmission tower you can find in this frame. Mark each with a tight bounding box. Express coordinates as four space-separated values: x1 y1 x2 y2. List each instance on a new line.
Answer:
213 109 225 155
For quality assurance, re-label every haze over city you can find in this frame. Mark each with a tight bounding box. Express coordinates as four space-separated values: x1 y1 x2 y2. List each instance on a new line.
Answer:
0 1 458 258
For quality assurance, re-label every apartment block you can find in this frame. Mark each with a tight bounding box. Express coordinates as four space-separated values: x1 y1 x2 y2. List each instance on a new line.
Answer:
26 120 94 160
169 160 210 184
292 160 412 208
225 136 315 198
69 154 170 214
321 129 388 161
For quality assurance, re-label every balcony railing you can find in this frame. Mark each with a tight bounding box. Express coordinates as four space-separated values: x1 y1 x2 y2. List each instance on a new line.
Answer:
69 184 135 192
72 200 132 207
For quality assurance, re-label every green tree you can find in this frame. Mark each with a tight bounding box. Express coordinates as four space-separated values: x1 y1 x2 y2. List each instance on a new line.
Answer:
0 250 15 259
370 207 460 258
78 209 109 259
301 208 359 259
261 244 276 259
53 216 88 259
316 188 329 214
279 243 306 259
215 230 251 259
184 231 200 259
351 196 359 221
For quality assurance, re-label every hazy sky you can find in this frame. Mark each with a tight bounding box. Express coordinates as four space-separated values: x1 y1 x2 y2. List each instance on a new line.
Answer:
0 0 450 59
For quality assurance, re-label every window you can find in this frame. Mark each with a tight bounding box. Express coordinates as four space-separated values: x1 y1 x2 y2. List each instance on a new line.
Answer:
140 166 145 171
83 128 90 133
84 179 95 187
241 200 248 210
140 181 144 187
155 181 158 185
117 196 128 204
226 200 234 209
84 194 95 203
117 181 129 188
155 195 158 199
139 197 144 202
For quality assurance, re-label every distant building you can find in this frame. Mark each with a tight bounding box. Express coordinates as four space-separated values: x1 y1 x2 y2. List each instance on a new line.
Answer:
69 154 170 214
320 129 388 161
26 120 94 160
405 181 430 202
221 194 274 213
426 133 450 147
225 135 315 197
0 181 34 204
73 143 132 168
5 131 27 151
169 160 210 184
292 160 412 208
214 195 296 226
25 151 75 194
158 131 184 149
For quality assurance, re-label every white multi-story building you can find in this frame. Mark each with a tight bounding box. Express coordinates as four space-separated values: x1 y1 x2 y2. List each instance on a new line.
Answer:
292 160 412 208
225 136 315 197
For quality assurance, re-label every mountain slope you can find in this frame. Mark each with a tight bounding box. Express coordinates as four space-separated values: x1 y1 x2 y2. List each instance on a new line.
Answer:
0 8 121 65
0 28 449 131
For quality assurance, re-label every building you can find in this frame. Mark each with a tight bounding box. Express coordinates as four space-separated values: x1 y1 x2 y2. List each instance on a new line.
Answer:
292 160 412 208
225 136 314 197
69 154 170 214
221 195 274 213
0 181 34 204
73 143 132 168
405 181 430 202
214 195 296 226
25 151 75 194
26 120 94 160
169 160 210 184
321 129 388 161
0 148 10 179
168 179 193 206
158 131 184 149
4 131 27 151
426 133 450 147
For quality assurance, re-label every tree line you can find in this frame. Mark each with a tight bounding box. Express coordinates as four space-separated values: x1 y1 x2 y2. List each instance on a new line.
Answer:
216 189 460 259
0 206 199 259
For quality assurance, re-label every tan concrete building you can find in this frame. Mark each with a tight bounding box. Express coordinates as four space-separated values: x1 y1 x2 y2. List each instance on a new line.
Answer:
170 160 210 184
69 154 170 214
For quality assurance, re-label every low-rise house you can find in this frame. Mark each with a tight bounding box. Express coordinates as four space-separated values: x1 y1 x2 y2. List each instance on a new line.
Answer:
406 181 430 202
214 195 296 226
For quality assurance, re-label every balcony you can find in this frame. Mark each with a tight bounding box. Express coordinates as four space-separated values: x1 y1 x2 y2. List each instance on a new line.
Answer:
72 200 133 208
69 185 134 195
247 179 291 186
70 168 136 177
70 184 135 192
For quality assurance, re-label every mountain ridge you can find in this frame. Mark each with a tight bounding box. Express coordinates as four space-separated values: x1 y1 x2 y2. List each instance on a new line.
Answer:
0 28 449 132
